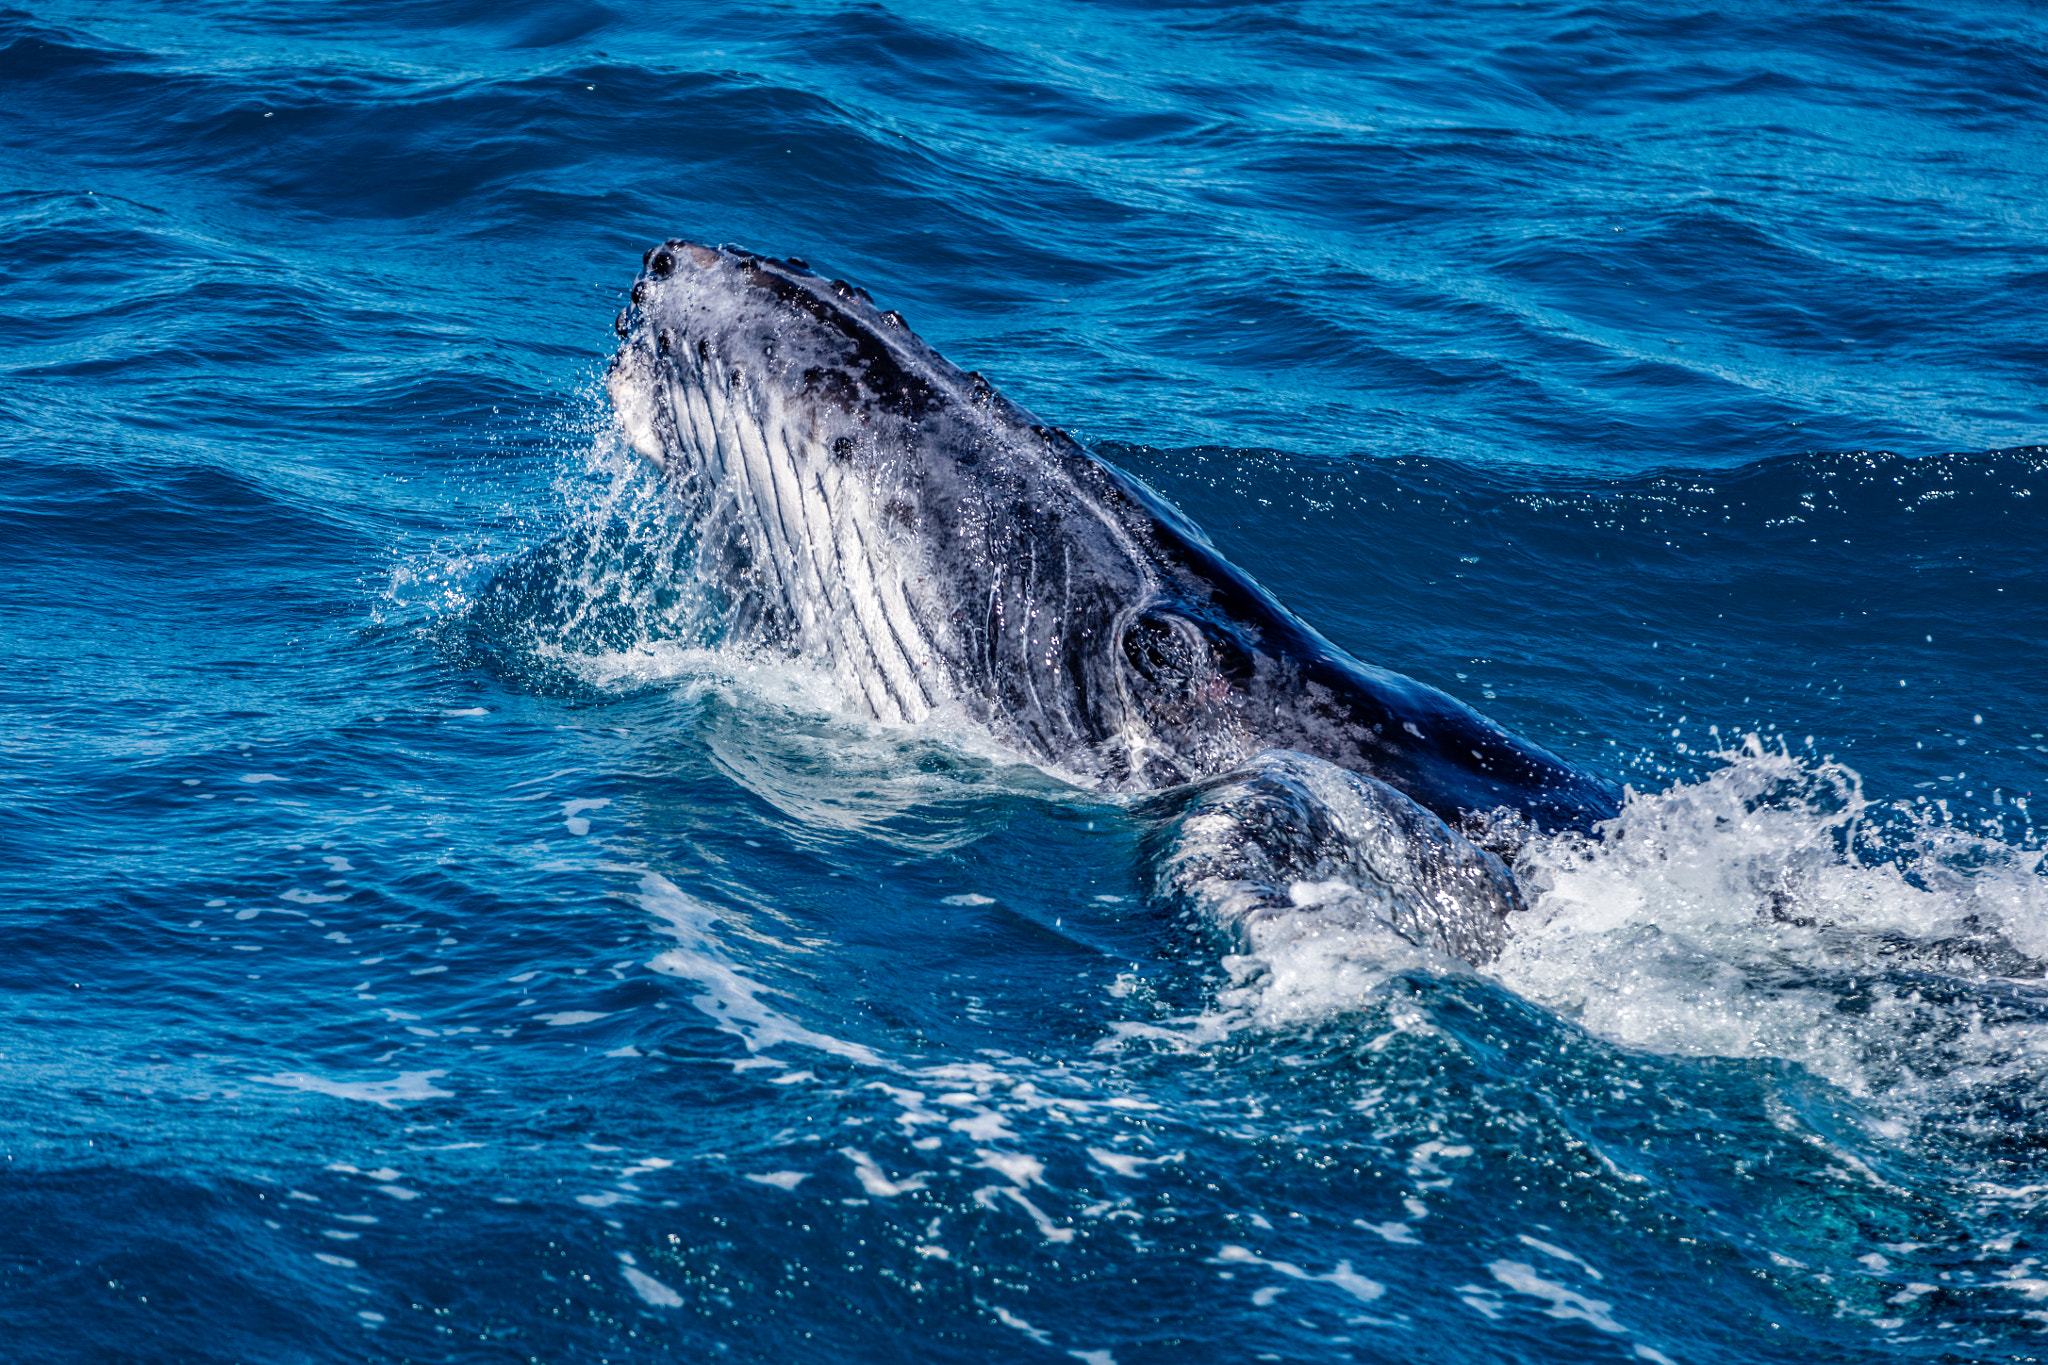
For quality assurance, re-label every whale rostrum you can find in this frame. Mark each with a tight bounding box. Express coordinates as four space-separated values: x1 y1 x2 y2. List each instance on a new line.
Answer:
606 241 1620 961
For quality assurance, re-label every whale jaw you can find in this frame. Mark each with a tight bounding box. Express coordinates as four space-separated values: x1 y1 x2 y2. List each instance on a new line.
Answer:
606 241 1165 764
604 241 1044 731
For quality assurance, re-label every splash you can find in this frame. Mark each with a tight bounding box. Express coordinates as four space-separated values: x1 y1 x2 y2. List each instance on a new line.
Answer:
446 424 2048 1135
1497 741 2048 1112
1196 736 2048 1124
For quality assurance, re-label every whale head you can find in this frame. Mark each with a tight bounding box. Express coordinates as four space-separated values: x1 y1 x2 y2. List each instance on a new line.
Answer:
605 240 1147 733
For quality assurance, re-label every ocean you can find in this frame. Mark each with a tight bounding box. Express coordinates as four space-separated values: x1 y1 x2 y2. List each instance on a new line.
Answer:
3 2 2046 1361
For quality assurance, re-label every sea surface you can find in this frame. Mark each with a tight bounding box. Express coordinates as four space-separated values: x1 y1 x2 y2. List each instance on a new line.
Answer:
3 2 2047 1361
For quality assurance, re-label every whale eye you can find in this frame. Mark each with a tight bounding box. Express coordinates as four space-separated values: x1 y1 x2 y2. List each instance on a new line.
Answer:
650 250 676 277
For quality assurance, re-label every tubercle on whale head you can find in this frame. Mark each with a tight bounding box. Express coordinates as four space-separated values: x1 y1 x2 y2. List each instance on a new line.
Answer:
609 241 761 469
608 239 1068 482
624 241 961 377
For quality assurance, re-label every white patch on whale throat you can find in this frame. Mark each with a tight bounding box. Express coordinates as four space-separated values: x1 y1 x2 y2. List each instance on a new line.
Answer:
640 350 948 729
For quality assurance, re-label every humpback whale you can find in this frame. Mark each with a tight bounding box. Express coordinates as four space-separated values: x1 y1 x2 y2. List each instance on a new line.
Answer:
606 241 1620 961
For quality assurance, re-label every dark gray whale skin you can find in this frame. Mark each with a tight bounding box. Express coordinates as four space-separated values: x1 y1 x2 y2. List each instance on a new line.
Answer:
607 240 1620 835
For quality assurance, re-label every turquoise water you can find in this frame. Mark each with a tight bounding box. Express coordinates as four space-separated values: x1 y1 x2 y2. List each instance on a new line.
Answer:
3 2 2047 1360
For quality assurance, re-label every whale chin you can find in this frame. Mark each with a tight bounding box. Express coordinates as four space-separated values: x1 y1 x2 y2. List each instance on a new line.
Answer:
606 345 667 469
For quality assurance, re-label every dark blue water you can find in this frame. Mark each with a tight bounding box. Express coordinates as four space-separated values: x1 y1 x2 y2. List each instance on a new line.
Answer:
4 2 2047 1361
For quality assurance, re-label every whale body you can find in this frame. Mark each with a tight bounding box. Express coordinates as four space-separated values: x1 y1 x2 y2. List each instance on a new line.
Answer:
605 240 1620 959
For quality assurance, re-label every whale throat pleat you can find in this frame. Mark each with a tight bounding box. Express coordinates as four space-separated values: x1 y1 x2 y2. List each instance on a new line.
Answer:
676 364 939 725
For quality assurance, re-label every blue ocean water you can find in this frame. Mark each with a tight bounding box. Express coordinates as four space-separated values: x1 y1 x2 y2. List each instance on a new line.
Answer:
3 0 2046 1359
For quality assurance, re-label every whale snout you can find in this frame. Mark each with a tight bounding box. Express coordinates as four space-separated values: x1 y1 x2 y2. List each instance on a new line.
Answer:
641 239 722 277
611 241 848 473
625 240 775 360
618 241 731 375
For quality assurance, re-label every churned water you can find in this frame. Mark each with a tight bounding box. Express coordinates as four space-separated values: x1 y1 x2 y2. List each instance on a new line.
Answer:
3 2 2046 1361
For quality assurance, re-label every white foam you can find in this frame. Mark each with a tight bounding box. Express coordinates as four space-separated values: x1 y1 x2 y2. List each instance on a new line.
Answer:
327 1165 404 1181
255 1070 451 1108
1519 1234 1604 1280
693 678 1095 852
621 1265 683 1308
1357 1220 1420 1245
977 1150 1046 1186
978 1186 1074 1243
842 1148 927 1197
1214 1244 1384 1303
988 1303 1052 1346
1487 1260 1624 1333
638 871 889 1067
561 797 610 836
1492 744 2048 1107
1162 741 2048 1125
1085 1146 1181 1177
